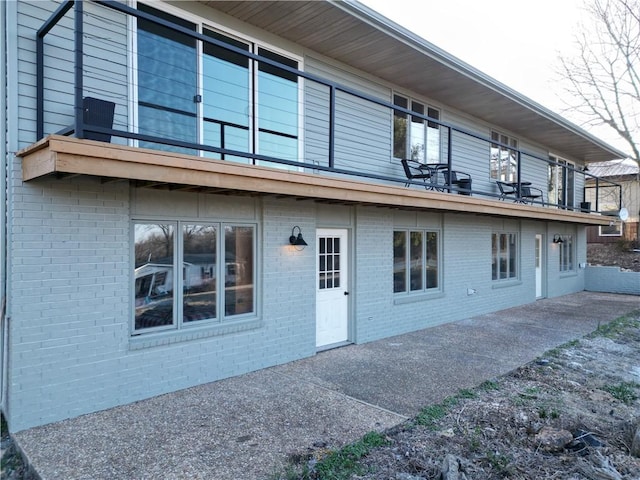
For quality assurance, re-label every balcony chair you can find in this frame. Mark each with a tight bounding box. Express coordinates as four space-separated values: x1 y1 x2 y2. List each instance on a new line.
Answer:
82 97 115 142
442 169 472 195
496 180 544 205
401 159 433 189
496 181 518 201
520 185 544 205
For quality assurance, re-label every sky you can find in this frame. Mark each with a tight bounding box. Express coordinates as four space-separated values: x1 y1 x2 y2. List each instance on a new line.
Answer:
359 0 626 152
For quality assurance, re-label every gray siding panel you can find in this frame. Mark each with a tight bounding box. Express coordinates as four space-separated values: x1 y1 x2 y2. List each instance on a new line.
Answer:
304 56 394 179
17 1 129 144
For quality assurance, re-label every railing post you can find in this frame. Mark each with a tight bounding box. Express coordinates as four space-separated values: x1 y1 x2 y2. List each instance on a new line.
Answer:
329 85 335 169
73 0 84 139
36 0 75 140
516 150 522 196
36 32 44 140
447 126 452 192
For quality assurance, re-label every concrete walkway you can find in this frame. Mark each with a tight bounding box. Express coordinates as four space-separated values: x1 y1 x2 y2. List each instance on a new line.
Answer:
14 292 640 480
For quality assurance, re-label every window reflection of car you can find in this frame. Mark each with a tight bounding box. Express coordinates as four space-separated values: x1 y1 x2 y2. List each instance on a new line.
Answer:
135 264 173 307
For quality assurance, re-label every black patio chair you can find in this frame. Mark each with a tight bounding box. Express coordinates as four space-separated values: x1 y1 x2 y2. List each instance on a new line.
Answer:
520 185 544 205
401 159 433 189
442 169 472 195
83 97 115 142
496 181 518 201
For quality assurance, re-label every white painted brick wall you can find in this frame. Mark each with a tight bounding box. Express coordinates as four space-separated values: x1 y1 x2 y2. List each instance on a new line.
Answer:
7 185 321 431
585 266 640 295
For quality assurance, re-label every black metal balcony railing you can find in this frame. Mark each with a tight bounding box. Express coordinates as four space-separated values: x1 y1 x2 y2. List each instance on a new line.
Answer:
35 0 622 213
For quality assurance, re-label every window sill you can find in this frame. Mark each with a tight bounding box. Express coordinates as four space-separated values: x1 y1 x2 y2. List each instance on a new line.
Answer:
129 317 263 350
559 271 578 279
491 279 522 289
393 290 445 305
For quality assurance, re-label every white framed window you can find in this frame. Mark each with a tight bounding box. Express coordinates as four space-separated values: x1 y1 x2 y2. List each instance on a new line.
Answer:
559 234 575 272
134 3 301 167
599 223 622 237
548 154 575 209
393 230 440 293
490 131 518 182
133 221 255 333
492 232 518 280
393 94 441 163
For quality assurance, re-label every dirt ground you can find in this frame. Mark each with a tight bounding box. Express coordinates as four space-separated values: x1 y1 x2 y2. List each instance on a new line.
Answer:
341 313 640 480
588 242 640 272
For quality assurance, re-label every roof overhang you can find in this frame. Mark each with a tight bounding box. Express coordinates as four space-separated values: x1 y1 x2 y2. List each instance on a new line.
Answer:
198 0 626 163
18 136 612 226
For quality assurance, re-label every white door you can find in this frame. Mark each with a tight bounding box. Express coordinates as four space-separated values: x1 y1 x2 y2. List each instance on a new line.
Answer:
316 229 349 348
535 234 543 298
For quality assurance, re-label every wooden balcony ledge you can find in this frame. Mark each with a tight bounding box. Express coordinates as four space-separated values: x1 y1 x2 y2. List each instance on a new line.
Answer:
18 135 610 226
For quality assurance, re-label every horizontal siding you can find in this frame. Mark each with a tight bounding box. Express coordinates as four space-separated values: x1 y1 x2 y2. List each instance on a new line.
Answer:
82 2 129 132
16 1 128 145
304 56 395 180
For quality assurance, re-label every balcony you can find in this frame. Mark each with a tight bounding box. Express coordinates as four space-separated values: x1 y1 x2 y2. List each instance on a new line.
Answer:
18 0 622 226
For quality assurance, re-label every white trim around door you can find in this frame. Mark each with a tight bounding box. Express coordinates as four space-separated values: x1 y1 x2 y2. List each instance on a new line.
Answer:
316 228 349 349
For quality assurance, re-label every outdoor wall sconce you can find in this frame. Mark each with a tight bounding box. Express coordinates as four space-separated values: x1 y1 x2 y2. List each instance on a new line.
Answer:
289 226 308 250
552 234 564 244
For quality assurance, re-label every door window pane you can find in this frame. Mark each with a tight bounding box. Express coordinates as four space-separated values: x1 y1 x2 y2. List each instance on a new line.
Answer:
318 236 341 290
134 223 175 330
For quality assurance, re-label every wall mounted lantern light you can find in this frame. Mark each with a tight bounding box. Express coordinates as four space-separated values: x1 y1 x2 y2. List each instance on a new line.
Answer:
289 226 308 250
552 234 564 244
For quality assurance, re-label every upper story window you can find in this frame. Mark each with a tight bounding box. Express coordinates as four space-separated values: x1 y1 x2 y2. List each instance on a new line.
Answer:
136 3 299 166
490 131 518 182
492 232 518 281
393 230 440 294
548 154 575 209
393 95 441 163
137 4 198 154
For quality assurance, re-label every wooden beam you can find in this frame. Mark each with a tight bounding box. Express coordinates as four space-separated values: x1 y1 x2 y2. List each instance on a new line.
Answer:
17 135 613 226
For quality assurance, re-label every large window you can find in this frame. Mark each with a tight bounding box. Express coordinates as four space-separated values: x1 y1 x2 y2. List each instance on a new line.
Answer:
137 4 299 166
490 131 518 182
393 230 439 293
492 233 518 280
137 4 198 154
393 95 440 163
559 234 574 272
133 221 255 333
548 155 575 209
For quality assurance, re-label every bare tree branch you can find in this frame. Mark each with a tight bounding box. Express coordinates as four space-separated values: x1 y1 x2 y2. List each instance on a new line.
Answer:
558 0 640 166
